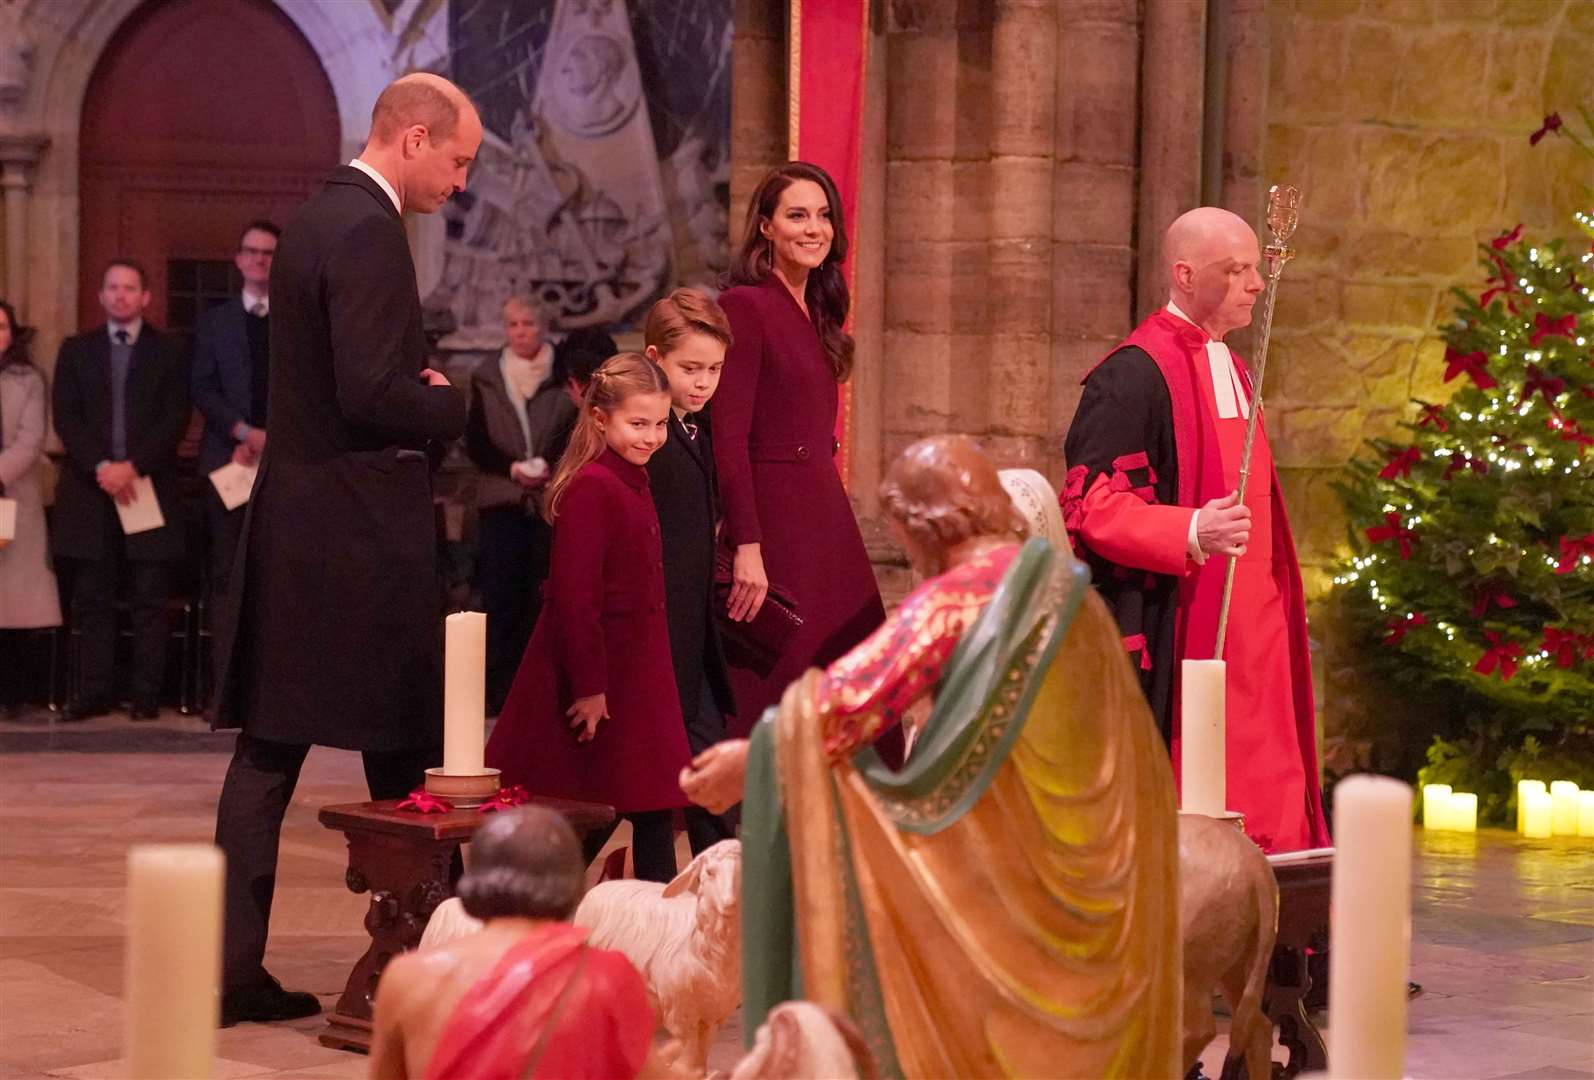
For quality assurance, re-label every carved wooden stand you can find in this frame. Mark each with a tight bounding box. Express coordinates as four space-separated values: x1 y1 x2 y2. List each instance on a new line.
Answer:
1265 852 1332 1078
316 796 615 1053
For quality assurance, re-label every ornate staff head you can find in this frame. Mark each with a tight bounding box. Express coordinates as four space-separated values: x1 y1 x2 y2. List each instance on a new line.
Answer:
1264 184 1301 275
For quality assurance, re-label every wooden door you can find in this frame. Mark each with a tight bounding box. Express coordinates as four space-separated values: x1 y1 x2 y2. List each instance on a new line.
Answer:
77 0 341 333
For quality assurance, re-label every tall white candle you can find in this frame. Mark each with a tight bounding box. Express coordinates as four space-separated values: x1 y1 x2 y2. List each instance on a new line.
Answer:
1446 792 1477 833
1550 781 1580 835
1577 791 1594 837
1328 774 1412 1080
444 611 487 775
1523 789 1553 838
1180 660 1226 816
126 844 223 1080
1421 783 1451 830
1517 779 1546 833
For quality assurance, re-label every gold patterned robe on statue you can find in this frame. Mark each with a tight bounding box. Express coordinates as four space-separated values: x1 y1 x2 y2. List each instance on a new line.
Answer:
741 539 1182 1079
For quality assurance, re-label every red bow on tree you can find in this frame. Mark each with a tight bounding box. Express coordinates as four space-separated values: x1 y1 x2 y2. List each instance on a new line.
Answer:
1522 364 1566 407
1491 224 1524 250
1480 258 1519 311
1542 627 1583 669
477 785 532 813
1530 312 1578 347
1473 631 1521 681
1366 512 1418 560
1555 532 1594 573
1417 403 1450 432
1469 585 1518 618
396 789 454 814
1444 453 1488 480
1383 612 1427 646
1555 416 1594 454
1443 346 1498 390
1379 445 1422 480
1529 112 1563 146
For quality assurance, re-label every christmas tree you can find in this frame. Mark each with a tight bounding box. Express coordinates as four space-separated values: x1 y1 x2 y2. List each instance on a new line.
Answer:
1331 112 1594 822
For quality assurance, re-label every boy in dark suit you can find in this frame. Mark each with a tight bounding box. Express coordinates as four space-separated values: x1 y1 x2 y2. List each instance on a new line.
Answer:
52 259 190 720
642 289 737 853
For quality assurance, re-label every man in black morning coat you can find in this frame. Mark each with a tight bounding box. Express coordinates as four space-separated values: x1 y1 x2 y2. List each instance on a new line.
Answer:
210 73 483 1026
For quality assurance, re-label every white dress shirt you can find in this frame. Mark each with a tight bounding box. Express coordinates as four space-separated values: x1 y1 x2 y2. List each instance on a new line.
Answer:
107 318 143 345
1164 301 1254 565
348 158 402 215
241 286 269 318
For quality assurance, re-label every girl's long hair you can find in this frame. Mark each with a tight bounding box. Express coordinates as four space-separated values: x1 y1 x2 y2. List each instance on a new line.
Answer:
722 161 854 383
543 352 670 523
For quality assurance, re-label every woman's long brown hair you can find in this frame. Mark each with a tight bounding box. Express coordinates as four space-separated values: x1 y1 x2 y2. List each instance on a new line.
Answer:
722 161 854 383
543 352 670 522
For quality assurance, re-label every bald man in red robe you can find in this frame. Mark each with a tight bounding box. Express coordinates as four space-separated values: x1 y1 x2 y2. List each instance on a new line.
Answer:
1063 207 1329 853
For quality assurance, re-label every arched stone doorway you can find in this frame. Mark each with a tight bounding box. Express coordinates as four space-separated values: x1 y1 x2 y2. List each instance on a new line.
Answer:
76 0 340 331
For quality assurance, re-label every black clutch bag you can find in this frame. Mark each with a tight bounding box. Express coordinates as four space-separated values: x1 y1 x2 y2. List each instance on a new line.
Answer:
713 548 803 678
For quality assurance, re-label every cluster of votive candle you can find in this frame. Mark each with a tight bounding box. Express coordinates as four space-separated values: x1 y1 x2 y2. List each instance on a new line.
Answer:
1421 780 1594 836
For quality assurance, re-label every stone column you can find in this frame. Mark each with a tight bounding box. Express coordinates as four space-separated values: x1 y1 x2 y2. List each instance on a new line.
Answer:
1136 0 1207 320
1051 0 1141 469
0 135 49 316
984 0 1057 470
850 13 889 516
729 0 787 222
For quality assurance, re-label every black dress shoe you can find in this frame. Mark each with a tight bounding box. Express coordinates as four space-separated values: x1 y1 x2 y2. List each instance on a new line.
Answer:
64 698 112 722
129 702 161 721
221 973 321 1027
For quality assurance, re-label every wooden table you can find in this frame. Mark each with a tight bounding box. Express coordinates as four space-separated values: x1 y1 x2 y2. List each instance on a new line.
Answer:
1265 851 1332 1078
316 796 615 1053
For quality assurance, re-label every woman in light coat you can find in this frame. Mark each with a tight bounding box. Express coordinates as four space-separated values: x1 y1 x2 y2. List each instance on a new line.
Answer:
0 300 62 711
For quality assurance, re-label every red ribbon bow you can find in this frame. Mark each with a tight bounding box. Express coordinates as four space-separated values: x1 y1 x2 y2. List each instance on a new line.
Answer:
1529 112 1563 146
1443 346 1498 390
1379 445 1422 480
1531 312 1578 347
1366 512 1418 560
477 785 532 813
1473 631 1521 681
1522 363 1566 407
1480 256 1519 311
1469 585 1518 618
1444 453 1488 480
1417 403 1449 432
1542 627 1583 669
1552 415 1594 454
1491 224 1524 250
1555 532 1594 574
1383 612 1427 647
396 788 454 814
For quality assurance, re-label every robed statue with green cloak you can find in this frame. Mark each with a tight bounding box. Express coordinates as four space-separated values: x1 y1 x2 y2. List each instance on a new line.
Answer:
680 436 1183 1079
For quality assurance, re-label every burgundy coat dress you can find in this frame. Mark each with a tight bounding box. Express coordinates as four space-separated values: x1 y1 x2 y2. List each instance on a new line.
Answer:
485 449 692 813
714 277 887 735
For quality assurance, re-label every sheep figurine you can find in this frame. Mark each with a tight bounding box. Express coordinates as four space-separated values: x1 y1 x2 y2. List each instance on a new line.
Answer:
574 839 742 1074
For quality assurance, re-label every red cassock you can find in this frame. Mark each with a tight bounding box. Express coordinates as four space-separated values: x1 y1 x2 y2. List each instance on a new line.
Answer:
714 277 887 733
485 449 692 813
1064 308 1329 853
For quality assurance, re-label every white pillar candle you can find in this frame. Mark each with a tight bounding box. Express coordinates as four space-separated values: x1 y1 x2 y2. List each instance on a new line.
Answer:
1549 781 1580 835
1577 791 1594 837
1180 659 1226 816
1523 789 1553 838
1517 779 1546 833
1421 783 1452 830
443 611 487 775
1446 792 1477 833
1328 774 1412 1080
126 844 223 1080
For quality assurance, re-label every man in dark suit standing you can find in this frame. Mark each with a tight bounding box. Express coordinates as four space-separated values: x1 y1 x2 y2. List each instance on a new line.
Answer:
211 73 481 1025
191 220 278 637
52 260 190 720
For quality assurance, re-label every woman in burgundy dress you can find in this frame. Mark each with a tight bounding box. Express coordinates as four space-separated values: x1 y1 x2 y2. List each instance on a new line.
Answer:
713 162 887 736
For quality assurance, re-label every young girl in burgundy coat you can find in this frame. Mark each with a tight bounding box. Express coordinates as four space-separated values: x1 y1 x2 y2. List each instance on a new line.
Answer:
485 353 689 882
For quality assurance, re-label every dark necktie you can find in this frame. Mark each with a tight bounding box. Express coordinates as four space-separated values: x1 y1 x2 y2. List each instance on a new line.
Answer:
680 415 699 440
110 329 133 459
114 330 129 345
